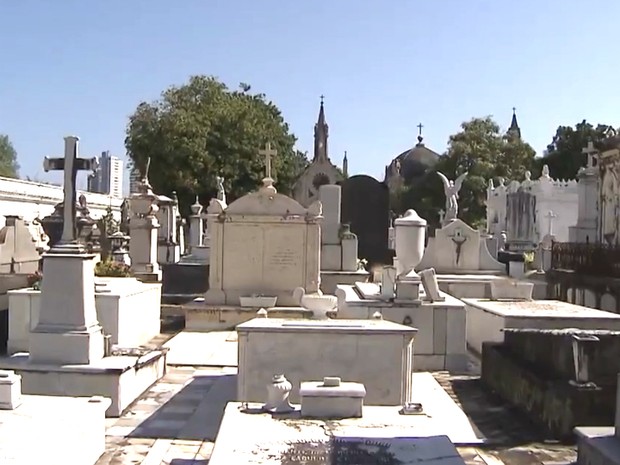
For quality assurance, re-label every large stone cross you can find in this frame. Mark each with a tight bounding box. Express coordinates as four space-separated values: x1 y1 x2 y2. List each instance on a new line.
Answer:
259 142 277 179
582 141 598 168
43 136 98 247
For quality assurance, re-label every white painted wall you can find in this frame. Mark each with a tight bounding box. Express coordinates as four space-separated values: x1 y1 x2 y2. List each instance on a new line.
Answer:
0 176 122 227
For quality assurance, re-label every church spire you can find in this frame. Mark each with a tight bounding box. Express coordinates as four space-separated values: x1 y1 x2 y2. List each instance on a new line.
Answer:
343 150 348 177
508 107 521 140
313 95 329 162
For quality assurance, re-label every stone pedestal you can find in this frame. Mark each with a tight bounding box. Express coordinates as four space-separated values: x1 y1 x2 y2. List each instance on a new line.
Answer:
130 217 161 282
30 251 104 365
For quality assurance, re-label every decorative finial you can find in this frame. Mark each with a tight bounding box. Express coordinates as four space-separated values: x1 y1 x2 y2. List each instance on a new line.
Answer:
512 106 516 115
320 94 325 105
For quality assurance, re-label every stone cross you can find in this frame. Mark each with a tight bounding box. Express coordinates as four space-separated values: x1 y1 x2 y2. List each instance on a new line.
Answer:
259 142 277 179
417 123 424 137
545 210 557 236
582 141 598 169
43 136 98 246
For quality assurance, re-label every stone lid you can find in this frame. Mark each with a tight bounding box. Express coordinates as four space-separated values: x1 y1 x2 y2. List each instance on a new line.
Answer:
394 209 427 227
300 380 366 398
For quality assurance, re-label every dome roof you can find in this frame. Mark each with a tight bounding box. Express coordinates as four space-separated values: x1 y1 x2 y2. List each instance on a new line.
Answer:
394 137 440 181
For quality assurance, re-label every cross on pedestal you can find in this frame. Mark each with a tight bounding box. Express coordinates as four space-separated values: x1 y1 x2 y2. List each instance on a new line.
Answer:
43 136 98 250
582 141 598 169
259 142 277 179
545 210 558 236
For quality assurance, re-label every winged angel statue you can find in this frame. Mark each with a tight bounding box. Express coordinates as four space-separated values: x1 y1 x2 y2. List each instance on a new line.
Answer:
437 171 468 224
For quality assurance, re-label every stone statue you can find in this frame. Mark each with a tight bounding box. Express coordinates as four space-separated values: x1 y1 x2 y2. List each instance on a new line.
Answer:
216 175 226 204
437 171 468 224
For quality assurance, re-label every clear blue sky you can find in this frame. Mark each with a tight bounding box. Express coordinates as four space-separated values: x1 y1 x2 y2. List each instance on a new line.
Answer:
1 1 619 192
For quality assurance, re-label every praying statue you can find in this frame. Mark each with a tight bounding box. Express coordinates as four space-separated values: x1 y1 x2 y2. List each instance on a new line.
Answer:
216 175 226 204
437 171 468 224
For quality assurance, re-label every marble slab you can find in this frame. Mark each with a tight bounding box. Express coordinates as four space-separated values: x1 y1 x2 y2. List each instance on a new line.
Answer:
463 298 620 354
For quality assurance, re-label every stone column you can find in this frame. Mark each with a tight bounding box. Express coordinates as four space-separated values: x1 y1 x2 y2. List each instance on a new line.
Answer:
189 197 204 250
129 191 161 282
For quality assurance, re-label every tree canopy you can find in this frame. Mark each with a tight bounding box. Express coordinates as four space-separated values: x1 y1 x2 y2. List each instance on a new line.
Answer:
0 135 20 178
125 75 308 212
535 120 616 180
397 116 536 229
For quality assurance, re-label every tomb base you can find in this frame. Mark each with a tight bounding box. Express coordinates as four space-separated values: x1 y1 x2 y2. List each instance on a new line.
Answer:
183 299 314 331
29 324 104 365
0 349 167 417
575 427 620 465
8 278 162 354
134 270 162 283
463 298 620 355
237 318 415 405
162 262 209 302
336 283 467 372
0 394 110 465
482 341 614 440
210 374 483 464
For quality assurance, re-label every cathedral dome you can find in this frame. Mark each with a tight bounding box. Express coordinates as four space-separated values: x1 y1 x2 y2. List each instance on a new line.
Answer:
392 136 440 182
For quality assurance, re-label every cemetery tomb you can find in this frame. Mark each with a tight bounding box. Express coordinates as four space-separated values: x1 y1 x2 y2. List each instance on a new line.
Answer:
7 277 162 353
210 371 482 464
464 298 620 355
336 282 467 371
0 136 166 417
236 317 415 405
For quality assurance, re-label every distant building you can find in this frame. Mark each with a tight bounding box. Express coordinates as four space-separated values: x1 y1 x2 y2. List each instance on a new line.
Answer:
88 151 123 198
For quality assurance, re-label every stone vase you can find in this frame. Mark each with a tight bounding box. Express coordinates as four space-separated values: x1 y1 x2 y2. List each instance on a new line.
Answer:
263 374 294 413
394 209 427 276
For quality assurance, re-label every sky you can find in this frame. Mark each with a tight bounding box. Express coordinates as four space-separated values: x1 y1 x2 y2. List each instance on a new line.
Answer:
1 1 619 193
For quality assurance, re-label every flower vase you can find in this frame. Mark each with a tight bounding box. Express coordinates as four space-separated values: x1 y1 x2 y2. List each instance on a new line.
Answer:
263 374 294 413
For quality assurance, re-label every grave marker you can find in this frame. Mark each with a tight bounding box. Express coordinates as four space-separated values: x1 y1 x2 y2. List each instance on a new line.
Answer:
43 136 97 250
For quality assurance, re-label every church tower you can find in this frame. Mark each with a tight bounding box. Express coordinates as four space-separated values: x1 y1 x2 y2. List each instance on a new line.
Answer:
313 96 329 162
508 107 522 140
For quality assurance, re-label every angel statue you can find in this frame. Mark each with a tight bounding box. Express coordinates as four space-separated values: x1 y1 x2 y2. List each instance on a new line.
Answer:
216 175 226 204
437 171 468 224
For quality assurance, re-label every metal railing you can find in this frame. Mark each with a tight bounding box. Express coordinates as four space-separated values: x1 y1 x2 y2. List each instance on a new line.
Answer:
551 242 620 278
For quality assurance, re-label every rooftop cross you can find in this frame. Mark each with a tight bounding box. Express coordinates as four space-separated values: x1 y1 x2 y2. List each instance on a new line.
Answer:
417 123 424 137
320 94 325 105
259 142 278 179
43 136 98 249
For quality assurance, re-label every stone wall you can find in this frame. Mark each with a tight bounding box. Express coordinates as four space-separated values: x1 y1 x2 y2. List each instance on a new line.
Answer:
0 176 122 227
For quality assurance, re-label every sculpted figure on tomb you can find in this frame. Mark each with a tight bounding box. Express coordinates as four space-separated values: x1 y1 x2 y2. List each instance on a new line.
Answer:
437 171 468 223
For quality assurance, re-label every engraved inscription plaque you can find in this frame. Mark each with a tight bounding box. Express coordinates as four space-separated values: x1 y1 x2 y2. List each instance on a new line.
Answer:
263 224 305 289
278 436 464 465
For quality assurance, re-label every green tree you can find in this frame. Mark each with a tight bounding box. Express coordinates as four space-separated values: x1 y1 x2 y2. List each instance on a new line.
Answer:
0 135 20 178
536 120 615 180
398 116 536 229
125 76 308 212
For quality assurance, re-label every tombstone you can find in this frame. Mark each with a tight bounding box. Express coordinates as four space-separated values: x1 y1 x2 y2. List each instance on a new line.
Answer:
340 175 392 267
155 192 180 264
418 219 504 274
420 268 444 302
570 141 600 243
129 166 162 282
205 143 322 306
319 185 358 272
506 188 537 251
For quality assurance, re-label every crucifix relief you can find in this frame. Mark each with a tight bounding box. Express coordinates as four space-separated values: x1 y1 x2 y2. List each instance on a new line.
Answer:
43 136 98 250
448 226 468 267
259 142 277 179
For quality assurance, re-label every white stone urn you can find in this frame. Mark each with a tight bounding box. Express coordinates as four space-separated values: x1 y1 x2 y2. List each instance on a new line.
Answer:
293 287 337 319
263 374 294 413
394 209 427 276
